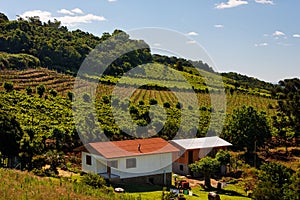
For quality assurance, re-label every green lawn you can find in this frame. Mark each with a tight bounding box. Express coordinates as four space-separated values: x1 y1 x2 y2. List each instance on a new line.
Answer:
115 183 252 200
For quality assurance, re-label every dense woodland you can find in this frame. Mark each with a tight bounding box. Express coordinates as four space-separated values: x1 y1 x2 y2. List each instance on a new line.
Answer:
0 12 300 199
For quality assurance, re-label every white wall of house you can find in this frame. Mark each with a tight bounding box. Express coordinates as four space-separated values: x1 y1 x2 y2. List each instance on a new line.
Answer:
82 152 173 179
82 152 105 174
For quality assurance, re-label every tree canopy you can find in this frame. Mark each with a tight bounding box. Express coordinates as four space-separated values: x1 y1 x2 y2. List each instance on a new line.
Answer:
222 106 272 152
0 112 23 158
189 156 220 188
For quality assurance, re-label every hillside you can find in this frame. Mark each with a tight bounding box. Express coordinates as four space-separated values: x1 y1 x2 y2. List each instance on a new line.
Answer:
0 12 276 97
0 68 277 115
0 168 115 200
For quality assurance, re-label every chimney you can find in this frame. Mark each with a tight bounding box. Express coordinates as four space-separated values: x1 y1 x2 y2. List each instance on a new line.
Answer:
138 144 141 152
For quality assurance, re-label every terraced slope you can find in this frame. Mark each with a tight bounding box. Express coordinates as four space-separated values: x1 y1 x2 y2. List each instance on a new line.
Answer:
0 68 76 95
0 68 277 115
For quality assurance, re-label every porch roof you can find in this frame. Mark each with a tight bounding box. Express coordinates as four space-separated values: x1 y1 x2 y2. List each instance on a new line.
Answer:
170 136 232 150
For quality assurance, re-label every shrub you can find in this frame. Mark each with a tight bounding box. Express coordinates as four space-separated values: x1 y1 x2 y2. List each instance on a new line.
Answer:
25 86 32 95
3 81 13 92
176 102 182 109
149 98 157 105
49 88 58 97
32 168 47 177
67 91 73 101
36 84 46 98
82 93 91 102
81 173 106 188
163 102 170 108
102 95 110 104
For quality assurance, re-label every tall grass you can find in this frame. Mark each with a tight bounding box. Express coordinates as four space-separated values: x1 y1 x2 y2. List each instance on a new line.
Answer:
0 168 118 200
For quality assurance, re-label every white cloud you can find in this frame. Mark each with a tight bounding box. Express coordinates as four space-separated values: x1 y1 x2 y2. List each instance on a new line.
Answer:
153 43 161 47
273 31 285 36
292 34 300 38
108 0 117 2
186 40 197 44
214 24 224 28
20 10 52 22
57 9 74 15
276 42 292 47
215 0 248 9
71 8 84 14
254 42 268 47
255 0 274 4
20 9 106 27
58 14 106 26
187 31 198 36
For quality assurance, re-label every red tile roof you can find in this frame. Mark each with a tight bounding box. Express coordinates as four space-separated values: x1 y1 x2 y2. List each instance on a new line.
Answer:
82 138 179 159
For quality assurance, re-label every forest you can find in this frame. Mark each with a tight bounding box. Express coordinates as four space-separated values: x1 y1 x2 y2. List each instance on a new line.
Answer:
0 12 300 199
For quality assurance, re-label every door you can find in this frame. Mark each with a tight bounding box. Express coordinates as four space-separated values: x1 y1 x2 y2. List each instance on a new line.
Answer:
107 166 111 178
188 150 193 164
188 151 194 176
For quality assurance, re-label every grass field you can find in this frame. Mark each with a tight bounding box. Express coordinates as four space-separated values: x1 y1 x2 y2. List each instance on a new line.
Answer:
115 183 251 200
0 168 115 200
0 168 252 200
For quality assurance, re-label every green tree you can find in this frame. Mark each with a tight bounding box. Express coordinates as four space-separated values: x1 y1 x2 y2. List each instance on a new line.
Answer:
274 78 300 142
149 98 157 105
49 88 57 97
272 112 295 154
19 128 44 170
216 150 231 174
175 60 183 71
163 102 170 108
189 156 220 188
0 112 23 166
45 150 64 174
253 162 293 200
36 84 46 98
3 81 13 92
288 163 300 199
25 86 32 95
67 91 73 101
222 106 272 153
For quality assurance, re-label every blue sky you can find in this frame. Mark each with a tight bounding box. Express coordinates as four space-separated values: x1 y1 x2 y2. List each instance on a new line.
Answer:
0 0 299 83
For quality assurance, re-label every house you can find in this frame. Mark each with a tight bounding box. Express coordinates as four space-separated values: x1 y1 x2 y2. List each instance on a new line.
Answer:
76 137 179 186
170 136 232 176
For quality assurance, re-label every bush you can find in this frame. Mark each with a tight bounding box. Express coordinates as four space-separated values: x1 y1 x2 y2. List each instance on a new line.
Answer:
176 102 182 109
83 93 91 102
102 95 110 104
138 100 144 105
32 168 47 177
3 81 13 92
67 91 73 101
81 173 106 188
163 102 170 108
32 155 46 169
25 86 33 95
149 98 157 105
49 88 58 97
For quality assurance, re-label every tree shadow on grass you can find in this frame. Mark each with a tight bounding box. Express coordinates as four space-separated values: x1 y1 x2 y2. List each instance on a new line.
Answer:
202 186 247 197
217 188 246 197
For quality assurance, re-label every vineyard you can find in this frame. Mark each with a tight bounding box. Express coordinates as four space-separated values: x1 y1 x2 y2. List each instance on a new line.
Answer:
0 68 277 115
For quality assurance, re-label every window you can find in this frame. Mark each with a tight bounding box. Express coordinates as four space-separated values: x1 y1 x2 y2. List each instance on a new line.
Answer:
179 165 183 171
126 158 136 168
108 160 118 168
86 155 92 165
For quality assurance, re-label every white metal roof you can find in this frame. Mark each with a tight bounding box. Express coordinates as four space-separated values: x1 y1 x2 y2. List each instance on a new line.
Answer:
170 136 232 150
